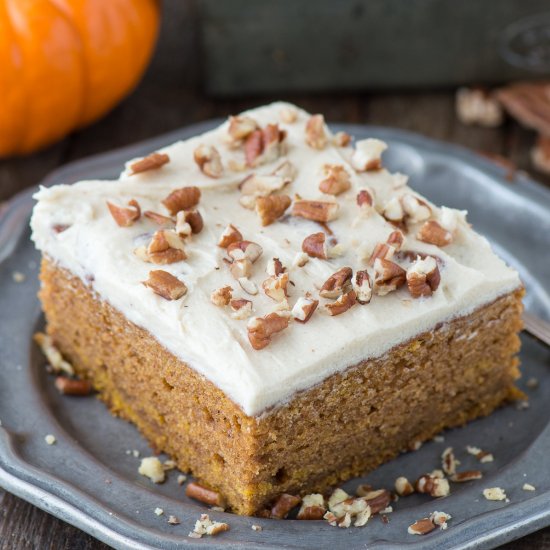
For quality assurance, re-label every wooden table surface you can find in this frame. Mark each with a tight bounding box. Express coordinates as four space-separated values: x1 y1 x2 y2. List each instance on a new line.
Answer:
1 2 549 549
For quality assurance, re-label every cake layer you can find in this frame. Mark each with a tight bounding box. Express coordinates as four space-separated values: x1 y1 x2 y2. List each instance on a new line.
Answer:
39 260 523 515
31 102 521 416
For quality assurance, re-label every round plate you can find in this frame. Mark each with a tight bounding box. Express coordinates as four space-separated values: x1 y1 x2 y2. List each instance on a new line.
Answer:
1 122 549 550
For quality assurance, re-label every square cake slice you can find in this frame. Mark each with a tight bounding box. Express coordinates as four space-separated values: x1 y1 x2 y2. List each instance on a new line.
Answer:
31 103 523 515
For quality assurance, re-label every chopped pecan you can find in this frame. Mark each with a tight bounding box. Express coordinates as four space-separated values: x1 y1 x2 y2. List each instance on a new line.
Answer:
415 473 450 497
230 299 253 319
292 199 339 222
351 138 387 172
244 124 285 167
227 240 263 263
270 494 301 519
402 194 431 223
291 296 319 323
256 194 291 226
496 82 550 135
247 312 290 350
280 106 298 123
210 286 232 307
293 252 310 267
266 257 285 277
297 494 326 520
430 511 451 530
54 376 93 396
361 489 392 515
262 273 289 301
395 476 414 496
238 277 259 296
319 164 351 195
227 115 258 145
240 173 290 202
107 199 141 227
193 144 223 178
143 270 187 300
333 131 352 147
129 152 170 175
441 447 459 476
144 211 173 225
382 197 404 223
325 290 356 316
305 114 327 149
406 256 441 298
185 482 224 507
176 209 203 236
417 220 452 247
218 224 243 248
450 470 483 482
162 187 201 215
356 189 374 208
456 87 503 127
229 259 252 279
244 129 264 167
320 267 353 299
373 259 406 296
302 232 328 259
408 518 436 536
368 243 395 266
353 270 372 304
387 230 404 250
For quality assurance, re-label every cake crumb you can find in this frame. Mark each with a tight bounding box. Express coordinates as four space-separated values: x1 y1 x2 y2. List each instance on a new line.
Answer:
483 487 507 501
522 483 536 491
526 377 539 389
189 514 229 537
251 524 262 531
516 400 530 411
168 515 180 525
12 271 26 283
432 435 445 443
45 434 56 445
411 440 423 451
138 457 165 483
154 507 164 516
132 449 140 458
177 474 187 485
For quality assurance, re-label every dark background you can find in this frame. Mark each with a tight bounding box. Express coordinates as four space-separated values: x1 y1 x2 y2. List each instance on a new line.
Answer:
1 1 549 548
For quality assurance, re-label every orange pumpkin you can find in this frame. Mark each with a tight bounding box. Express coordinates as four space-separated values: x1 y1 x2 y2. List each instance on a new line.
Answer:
0 0 160 157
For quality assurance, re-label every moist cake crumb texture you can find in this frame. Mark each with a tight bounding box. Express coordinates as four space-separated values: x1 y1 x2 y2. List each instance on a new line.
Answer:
31 102 524 515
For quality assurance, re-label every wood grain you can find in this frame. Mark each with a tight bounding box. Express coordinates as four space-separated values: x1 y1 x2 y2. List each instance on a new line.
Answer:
0 0 548 548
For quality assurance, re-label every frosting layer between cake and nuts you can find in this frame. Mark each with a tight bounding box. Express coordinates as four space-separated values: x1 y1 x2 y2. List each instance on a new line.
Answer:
31 102 520 416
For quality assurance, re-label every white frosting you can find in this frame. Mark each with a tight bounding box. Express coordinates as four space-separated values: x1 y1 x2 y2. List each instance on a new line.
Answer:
31 102 521 417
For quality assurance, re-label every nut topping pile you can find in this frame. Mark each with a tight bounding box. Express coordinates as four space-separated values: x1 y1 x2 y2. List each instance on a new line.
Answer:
102 104 469 351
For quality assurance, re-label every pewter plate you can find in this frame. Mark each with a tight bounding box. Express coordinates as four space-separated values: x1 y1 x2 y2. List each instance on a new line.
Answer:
0 122 549 550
